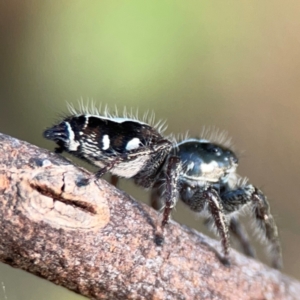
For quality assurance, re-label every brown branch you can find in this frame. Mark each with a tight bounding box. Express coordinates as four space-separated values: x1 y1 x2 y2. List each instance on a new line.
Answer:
0 132 299 300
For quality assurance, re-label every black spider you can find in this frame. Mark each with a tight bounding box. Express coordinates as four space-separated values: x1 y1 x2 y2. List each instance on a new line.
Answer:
43 106 282 269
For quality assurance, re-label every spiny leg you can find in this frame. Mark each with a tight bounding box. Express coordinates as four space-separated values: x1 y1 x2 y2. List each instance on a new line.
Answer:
200 187 230 259
181 186 230 262
228 216 256 258
251 187 282 269
161 156 181 228
221 185 282 269
203 215 255 258
150 183 165 246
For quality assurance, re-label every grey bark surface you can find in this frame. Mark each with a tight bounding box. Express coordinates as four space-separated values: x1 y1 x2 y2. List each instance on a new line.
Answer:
0 132 299 300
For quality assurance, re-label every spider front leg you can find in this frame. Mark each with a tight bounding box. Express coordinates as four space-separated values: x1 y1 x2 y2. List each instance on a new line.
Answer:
204 215 256 258
251 187 282 269
194 187 231 259
221 185 282 269
180 183 230 261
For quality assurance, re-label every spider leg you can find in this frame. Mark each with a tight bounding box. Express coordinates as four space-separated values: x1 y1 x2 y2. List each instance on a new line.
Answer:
199 187 230 258
221 185 282 269
77 155 128 187
180 185 230 260
228 216 256 258
95 156 126 178
54 145 64 153
150 182 164 211
161 156 181 228
251 187 282 269
204 215 255 258
110 175 119 187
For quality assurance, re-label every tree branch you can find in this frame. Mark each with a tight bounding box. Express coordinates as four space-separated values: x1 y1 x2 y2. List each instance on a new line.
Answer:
0 132 299 300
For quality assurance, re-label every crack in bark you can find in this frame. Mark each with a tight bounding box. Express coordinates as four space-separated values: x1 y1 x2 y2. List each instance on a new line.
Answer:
30 182 97 215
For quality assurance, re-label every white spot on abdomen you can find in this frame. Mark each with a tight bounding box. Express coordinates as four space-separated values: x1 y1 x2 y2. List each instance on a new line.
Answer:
102 135 110 150
126 138 142 151
65 122 80 151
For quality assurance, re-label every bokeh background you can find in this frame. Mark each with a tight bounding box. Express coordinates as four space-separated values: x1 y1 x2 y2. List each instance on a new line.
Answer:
1 1 300 299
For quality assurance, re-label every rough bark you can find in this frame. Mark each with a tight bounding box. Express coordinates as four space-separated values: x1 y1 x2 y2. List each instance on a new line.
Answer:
0 132 299 300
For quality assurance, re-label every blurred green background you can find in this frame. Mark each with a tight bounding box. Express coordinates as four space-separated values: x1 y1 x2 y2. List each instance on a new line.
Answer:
1 1 300 299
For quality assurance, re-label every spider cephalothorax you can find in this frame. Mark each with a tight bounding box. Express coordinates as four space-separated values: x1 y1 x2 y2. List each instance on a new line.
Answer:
44 105 282 269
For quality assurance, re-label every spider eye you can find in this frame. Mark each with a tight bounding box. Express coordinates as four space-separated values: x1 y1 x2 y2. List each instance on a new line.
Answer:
206 144 222 155
223 150 238 164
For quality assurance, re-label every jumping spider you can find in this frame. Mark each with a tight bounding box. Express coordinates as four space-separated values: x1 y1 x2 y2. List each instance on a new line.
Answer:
43 106 282 269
